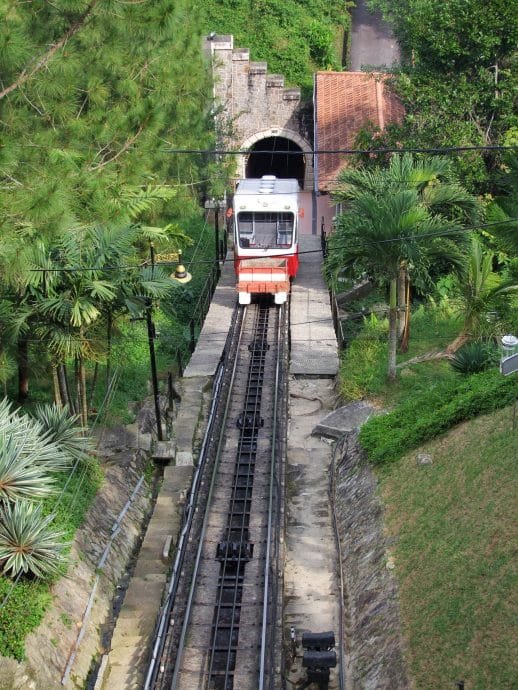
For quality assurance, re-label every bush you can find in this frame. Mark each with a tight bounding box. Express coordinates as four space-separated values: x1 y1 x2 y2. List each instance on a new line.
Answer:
360 369 517 464
450 341 498 375
0 501 68 579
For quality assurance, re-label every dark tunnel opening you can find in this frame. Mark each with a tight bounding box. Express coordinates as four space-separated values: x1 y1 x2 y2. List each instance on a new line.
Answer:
245 137 305 187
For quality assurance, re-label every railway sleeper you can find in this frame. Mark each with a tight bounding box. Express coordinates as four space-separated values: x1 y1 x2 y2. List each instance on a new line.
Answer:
237 441 257 453
236 412 264 430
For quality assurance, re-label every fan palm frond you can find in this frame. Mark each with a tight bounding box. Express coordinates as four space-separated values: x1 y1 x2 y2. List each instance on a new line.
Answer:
0 433 59 502
31 404 93 463
0 500 68 579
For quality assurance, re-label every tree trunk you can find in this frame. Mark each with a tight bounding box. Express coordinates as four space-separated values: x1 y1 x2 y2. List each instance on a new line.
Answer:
446 332 470 354
397 265 407 340
59 363 74 413
89 362 98 410
51 364 63 408
79 358 88 428
400 278 411 353
106 311 112 385
74 357 80 415
388 277 398 380
17 334 29 402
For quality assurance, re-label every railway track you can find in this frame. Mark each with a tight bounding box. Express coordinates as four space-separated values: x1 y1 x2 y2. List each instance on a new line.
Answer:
145 300 288 690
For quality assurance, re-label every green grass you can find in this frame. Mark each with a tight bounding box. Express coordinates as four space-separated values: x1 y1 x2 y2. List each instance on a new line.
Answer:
0 578 51 661
377 407 518 689
339 301 460 405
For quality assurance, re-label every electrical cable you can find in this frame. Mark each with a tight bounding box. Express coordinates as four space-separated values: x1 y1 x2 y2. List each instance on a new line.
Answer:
20 216 518 273
162 144 518 155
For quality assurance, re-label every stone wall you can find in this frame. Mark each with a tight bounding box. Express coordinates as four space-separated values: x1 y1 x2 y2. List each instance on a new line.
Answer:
335 431 409 689
205 34 314 188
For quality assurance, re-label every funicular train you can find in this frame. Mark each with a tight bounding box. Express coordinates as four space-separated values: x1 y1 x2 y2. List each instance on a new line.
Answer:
232 175 300 305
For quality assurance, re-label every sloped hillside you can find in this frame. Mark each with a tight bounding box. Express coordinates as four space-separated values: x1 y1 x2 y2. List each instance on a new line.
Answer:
376 405 517 689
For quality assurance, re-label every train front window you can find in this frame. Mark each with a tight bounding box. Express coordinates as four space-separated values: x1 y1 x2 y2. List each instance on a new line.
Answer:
237 212 294 248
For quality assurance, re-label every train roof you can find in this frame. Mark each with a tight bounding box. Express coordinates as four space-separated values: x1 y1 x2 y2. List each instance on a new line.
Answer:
235 176 299 196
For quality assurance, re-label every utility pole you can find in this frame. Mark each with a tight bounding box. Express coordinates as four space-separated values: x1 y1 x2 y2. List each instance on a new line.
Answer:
147 243 163 441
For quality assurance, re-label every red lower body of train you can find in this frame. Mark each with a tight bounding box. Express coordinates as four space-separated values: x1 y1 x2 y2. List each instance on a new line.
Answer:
234 250 299 305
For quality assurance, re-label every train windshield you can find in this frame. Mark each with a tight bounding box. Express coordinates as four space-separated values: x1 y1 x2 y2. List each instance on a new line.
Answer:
237 212 294 249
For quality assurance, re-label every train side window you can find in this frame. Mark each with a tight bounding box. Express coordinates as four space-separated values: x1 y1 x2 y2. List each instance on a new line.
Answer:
276 214 294 247
237 212 255 247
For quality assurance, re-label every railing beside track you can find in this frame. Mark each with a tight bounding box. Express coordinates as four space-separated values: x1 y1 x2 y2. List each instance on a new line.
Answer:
321 223 345 350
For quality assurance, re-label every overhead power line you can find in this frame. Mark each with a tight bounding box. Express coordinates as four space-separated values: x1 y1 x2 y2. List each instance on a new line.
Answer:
163 144 518 155
24 216 518 273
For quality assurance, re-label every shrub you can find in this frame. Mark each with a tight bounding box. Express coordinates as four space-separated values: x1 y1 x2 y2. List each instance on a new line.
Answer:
360 369 516 464
450 341 499 374
0 501 68 579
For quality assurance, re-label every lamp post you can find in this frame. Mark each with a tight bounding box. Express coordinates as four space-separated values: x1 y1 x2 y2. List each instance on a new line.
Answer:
145 296 163 441
146 244 192 443
214 200 221 280
205 197 225 279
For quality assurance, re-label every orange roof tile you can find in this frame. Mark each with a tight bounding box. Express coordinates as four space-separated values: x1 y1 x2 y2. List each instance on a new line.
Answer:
315 71 405 191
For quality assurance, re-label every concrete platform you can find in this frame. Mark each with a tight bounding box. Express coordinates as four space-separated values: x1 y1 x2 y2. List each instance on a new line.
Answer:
290 235 339 377
183 259 236 378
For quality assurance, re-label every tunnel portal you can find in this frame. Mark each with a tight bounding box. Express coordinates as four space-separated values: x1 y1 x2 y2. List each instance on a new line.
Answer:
245 137 305 187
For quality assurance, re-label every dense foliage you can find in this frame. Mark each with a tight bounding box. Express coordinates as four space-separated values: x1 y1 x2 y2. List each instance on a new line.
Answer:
364 0 517 191
328 154 480 378
359 369 517 464
0 0 231 413
201 0 350 95
0 0 217 239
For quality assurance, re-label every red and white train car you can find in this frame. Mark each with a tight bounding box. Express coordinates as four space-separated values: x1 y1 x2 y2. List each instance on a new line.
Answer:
232 175 300 305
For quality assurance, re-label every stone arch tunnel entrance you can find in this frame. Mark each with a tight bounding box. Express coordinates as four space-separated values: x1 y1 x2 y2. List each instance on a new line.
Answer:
245 136 305 187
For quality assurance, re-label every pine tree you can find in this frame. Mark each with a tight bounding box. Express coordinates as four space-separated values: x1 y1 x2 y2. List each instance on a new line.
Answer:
0 0 222 396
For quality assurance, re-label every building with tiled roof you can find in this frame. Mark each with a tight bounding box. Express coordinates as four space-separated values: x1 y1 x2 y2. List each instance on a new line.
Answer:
314 71 405 193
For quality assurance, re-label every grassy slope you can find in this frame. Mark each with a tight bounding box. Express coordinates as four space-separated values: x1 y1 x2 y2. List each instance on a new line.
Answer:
338 302 517 686
377 406 517 689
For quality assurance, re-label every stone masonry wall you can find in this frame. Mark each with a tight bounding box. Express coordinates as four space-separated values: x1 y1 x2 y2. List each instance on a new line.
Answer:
205 34 314 188
335 431 409 689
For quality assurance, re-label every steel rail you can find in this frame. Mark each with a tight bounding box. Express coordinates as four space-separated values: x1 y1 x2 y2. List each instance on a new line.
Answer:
143 304 243 690
258 303 284 689
209 305 269 687
169 305 249 690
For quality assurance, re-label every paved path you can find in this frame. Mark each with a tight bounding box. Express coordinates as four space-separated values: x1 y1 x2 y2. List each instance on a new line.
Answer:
290 235 339 376
284 379 341 689
349 0 400 71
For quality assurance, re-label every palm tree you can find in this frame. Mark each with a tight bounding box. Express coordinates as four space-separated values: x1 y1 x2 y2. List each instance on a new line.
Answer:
328 154 481 377
448 238 518 352
332 154 481 349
